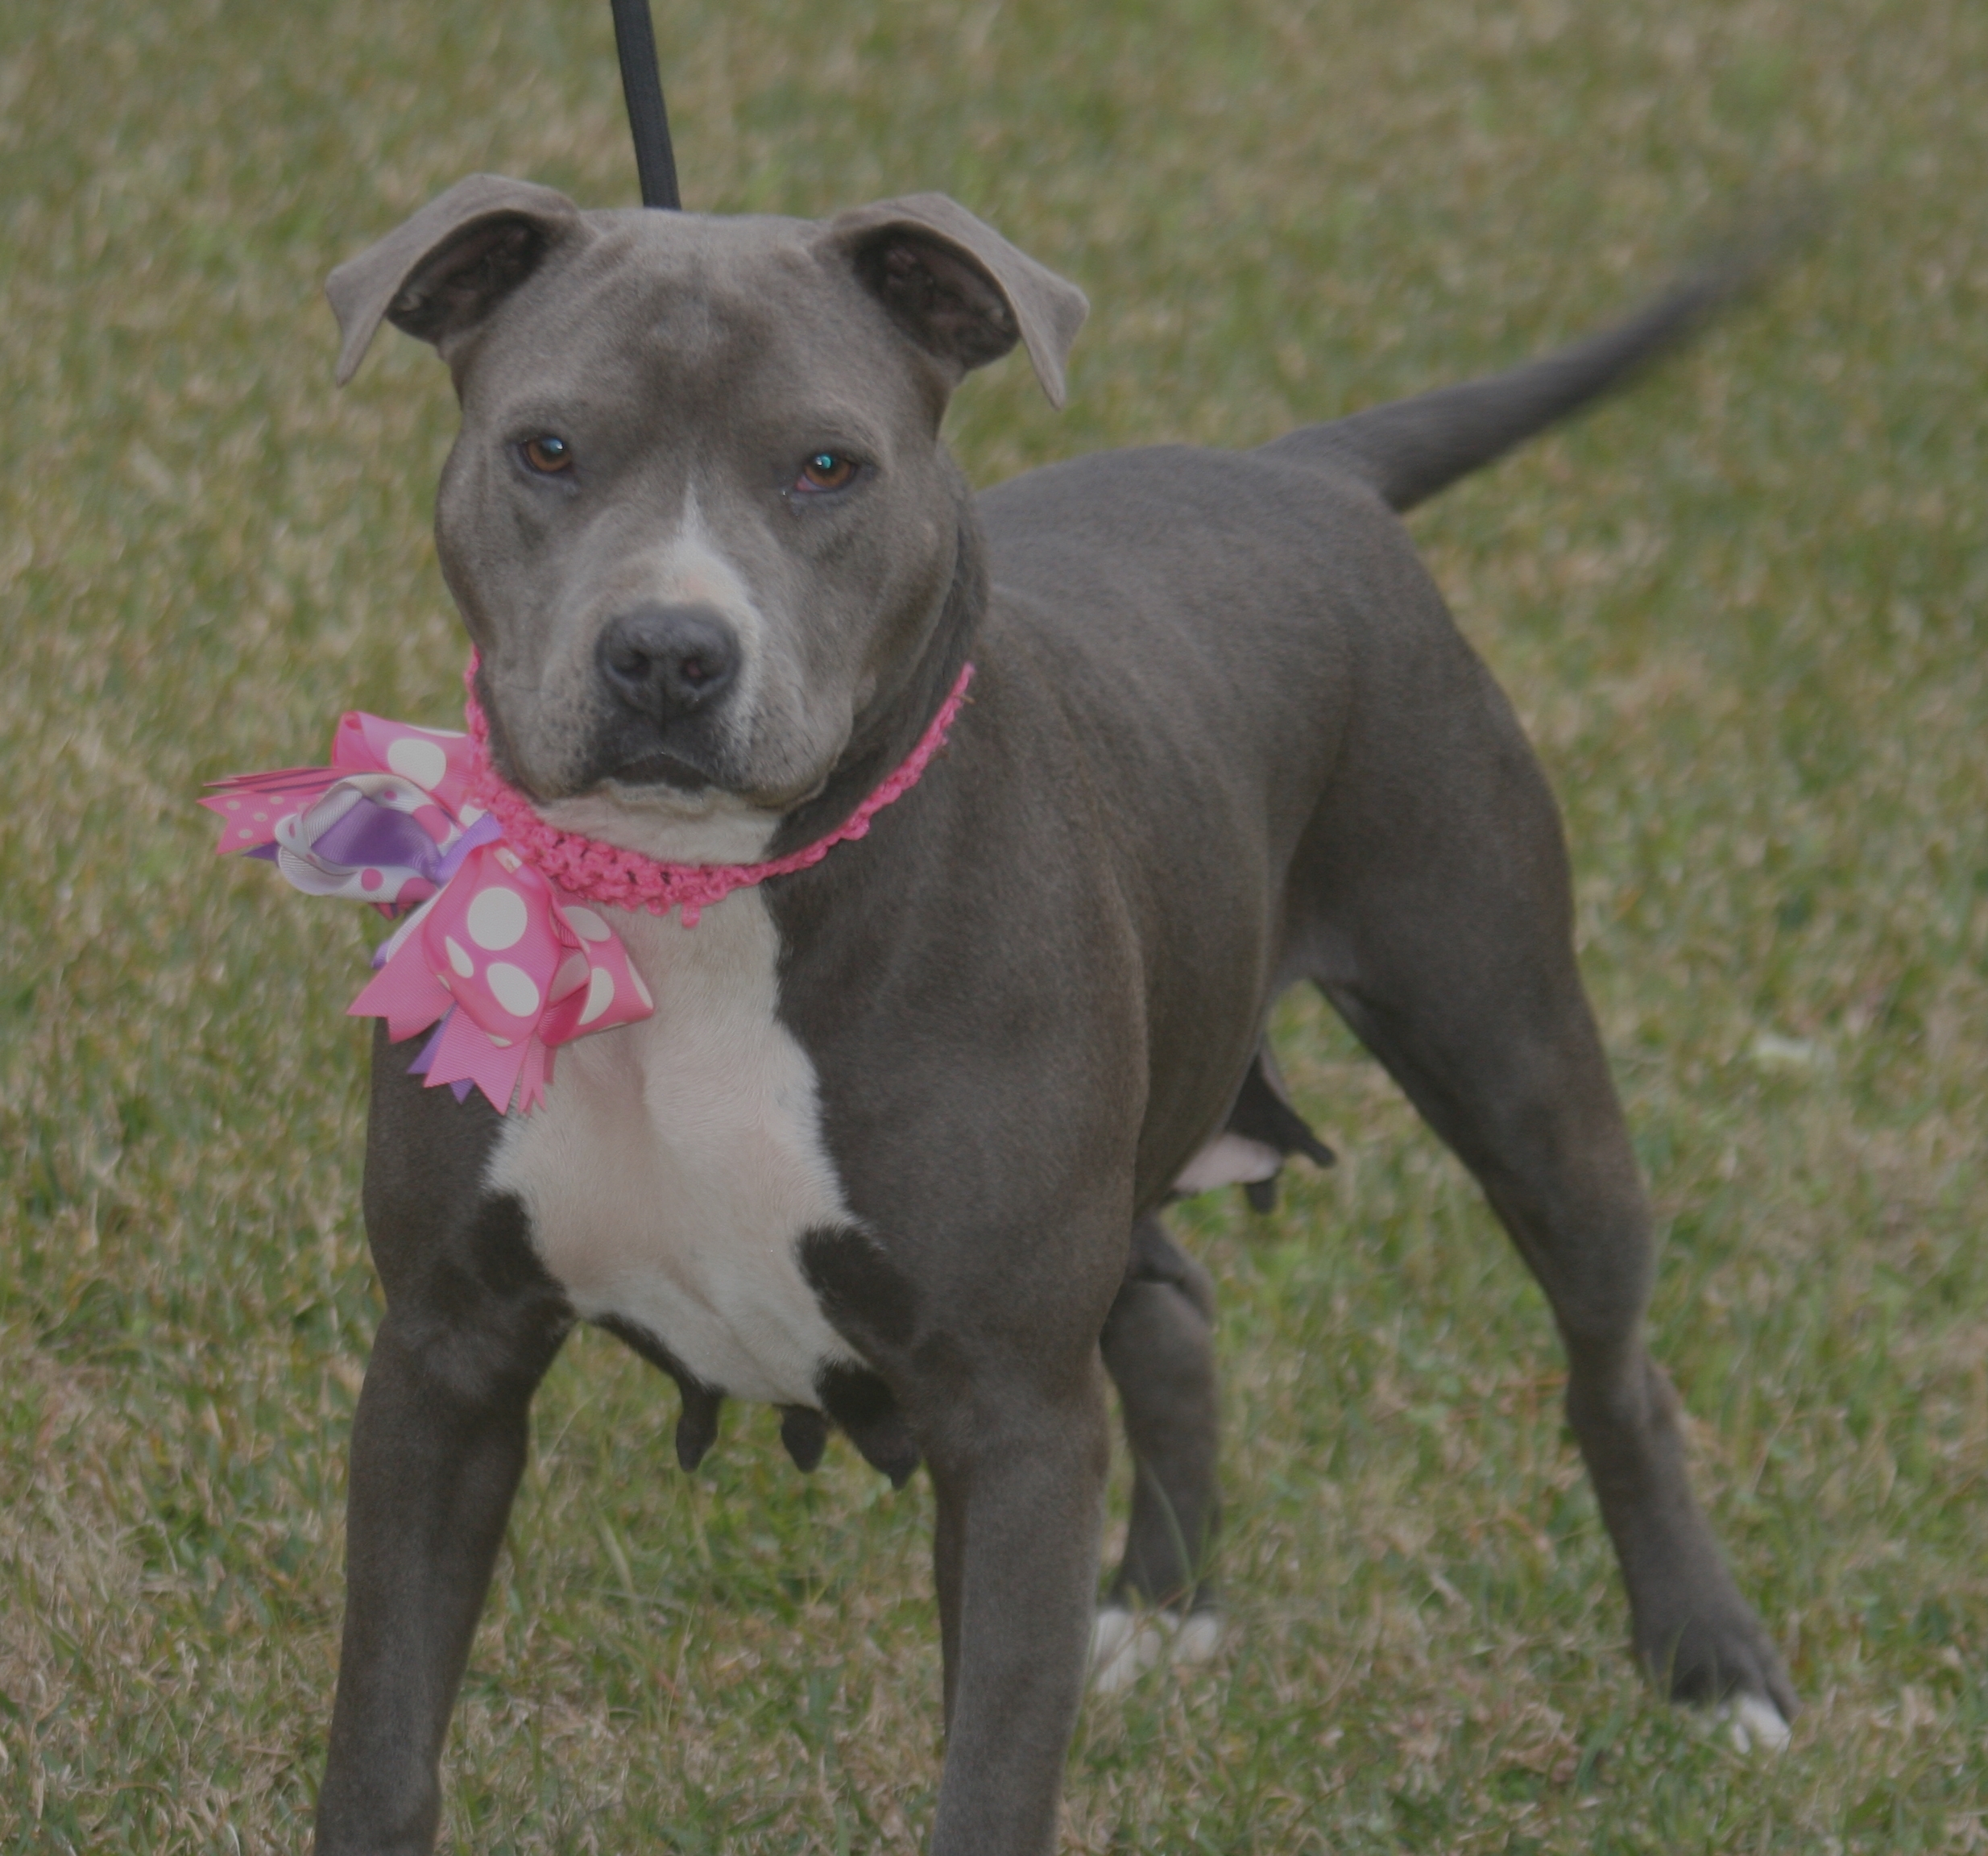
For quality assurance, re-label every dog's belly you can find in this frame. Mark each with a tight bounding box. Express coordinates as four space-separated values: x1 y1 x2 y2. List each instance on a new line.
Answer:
483 894 857 1406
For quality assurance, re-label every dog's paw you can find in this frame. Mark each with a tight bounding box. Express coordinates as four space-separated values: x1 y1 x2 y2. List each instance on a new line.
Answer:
1638 1594 1799 1732
1088 1605 1223 1693
1721 1692 1793 1754
1089 1606 1153 1692
1173 1610 1223 1666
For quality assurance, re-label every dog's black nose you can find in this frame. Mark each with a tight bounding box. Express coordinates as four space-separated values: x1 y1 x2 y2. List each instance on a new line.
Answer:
597 603 741 721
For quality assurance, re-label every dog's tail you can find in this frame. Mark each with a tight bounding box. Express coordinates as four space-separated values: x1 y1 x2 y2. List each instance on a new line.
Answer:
1263 213 1811 514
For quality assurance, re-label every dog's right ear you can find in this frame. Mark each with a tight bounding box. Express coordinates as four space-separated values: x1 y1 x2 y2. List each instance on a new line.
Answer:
325 175 586 385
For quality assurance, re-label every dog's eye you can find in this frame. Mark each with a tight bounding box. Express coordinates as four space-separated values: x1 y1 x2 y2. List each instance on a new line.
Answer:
795 452 857 494
521 435 574 475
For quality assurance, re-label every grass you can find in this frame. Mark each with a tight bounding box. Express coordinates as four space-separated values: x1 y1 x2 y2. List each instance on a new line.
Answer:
2 0 1985 1848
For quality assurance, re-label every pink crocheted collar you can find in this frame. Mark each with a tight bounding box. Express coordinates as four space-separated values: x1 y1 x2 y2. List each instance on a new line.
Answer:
461 656 974 927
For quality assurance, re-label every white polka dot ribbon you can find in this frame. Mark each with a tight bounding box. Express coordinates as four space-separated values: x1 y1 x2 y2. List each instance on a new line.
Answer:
203 710 652 1115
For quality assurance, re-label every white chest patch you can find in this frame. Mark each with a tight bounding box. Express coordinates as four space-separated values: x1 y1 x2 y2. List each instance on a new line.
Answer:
484 892 858 1406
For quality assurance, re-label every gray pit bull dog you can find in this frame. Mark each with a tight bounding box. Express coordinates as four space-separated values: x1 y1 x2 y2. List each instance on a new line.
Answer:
311 174 1795 1853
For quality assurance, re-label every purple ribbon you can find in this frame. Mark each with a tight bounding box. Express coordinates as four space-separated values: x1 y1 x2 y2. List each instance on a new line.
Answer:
315 800 503 888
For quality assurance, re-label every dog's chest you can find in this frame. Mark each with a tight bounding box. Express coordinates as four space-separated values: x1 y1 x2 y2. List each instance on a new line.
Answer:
484 894 855 1406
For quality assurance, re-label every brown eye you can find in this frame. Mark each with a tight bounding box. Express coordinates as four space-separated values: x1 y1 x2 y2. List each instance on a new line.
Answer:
796 451 856 493
522 435 573 474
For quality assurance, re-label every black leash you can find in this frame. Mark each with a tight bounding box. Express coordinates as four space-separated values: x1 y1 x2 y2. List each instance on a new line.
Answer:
610 0 680 209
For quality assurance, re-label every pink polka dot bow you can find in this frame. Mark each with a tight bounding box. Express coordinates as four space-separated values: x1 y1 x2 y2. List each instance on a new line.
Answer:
203 711 652 1116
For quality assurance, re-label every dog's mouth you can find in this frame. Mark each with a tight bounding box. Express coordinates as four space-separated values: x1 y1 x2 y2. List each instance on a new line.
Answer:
491 686 840 828
562 719 735 798
607 747 722 793
585 743 831 818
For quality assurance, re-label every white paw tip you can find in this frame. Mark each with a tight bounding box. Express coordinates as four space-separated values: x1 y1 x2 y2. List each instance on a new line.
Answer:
1088 1607 1162 1692
1725 1692 1792 1754
1090 1607 1137 1667
1174 1610 1224 1664
1088 1607 1223 1692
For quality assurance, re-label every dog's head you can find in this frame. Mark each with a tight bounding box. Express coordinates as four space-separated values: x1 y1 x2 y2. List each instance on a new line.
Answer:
328 175 1086 860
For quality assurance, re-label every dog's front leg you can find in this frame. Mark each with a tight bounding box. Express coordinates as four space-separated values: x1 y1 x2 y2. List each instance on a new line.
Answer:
314 1195 569 1856
923 1365 1111 1856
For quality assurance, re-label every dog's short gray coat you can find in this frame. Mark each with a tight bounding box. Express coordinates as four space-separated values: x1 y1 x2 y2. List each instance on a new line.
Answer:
304 176 1793 1854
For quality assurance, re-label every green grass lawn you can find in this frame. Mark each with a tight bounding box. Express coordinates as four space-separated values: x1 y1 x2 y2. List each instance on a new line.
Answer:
3 0 1985 1848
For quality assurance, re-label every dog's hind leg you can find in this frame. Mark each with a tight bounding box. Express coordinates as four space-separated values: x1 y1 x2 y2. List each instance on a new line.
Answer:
1295 659 1795 1737
1091 1216 1224 1690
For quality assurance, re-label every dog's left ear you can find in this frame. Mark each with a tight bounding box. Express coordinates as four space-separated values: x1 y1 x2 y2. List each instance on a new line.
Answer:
825 195 1088 408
